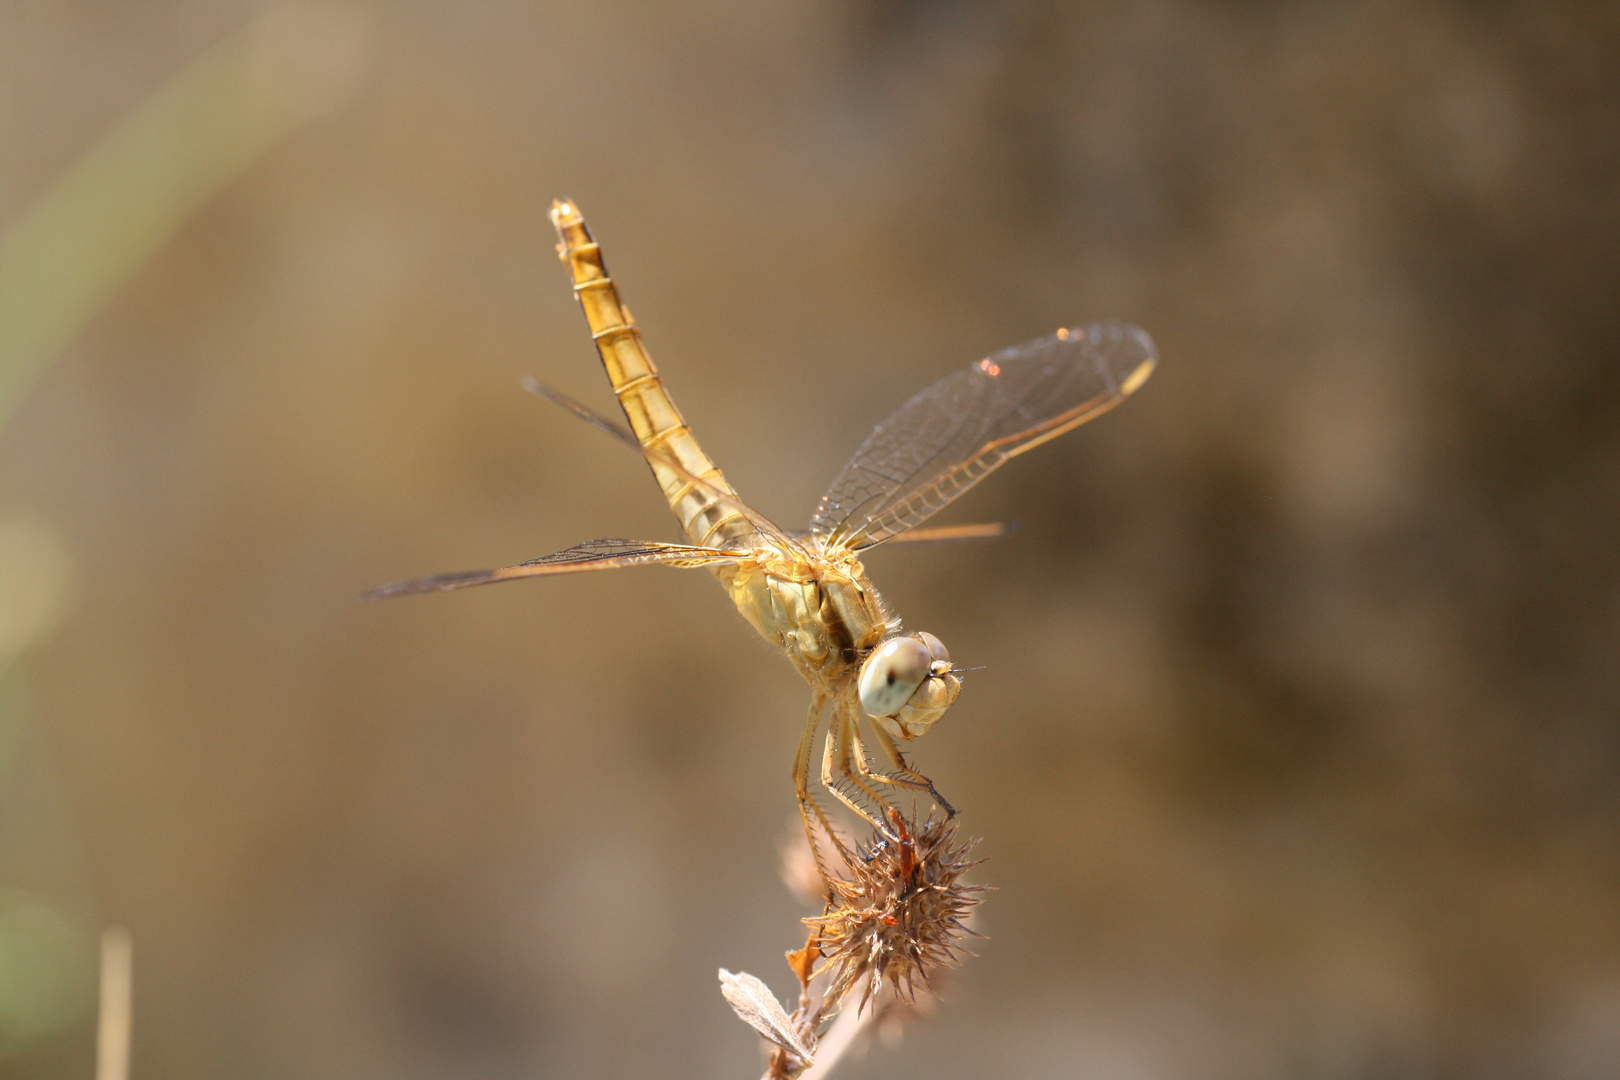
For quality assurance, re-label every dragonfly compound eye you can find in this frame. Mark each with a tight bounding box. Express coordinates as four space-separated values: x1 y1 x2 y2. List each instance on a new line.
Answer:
858 637 933 718
915 630 951 671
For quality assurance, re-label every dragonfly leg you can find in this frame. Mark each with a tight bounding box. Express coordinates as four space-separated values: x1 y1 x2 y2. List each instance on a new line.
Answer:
843 714 929 820
838 707 905 823
851 722 932 797
793 687 852 878
820 716 897 841
868 722 958 818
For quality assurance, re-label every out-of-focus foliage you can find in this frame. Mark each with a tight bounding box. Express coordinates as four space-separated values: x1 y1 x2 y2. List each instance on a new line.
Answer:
0 887 94 1056
0 5 366 425
1 2 1617 1079
0 522 85 1058
0 4 365 1062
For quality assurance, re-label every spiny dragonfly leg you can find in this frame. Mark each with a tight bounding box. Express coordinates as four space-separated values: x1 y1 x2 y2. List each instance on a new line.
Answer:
868 722 958 818
793 687 852 877
836 707 903 825
820 718 899 843
849 721 931 798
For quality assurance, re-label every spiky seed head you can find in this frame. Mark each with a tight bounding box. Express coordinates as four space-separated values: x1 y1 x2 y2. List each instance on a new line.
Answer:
806 810 987 1012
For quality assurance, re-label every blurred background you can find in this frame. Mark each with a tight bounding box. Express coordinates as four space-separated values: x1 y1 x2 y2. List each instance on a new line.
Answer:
2 2 1617 1078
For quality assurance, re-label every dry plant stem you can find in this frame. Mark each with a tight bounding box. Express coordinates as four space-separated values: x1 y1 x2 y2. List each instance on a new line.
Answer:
96 927 133 1080
784 999 878 1080
758 969 849 1080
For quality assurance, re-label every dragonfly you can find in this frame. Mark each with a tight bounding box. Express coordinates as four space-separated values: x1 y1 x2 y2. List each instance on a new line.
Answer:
370 199 1156 866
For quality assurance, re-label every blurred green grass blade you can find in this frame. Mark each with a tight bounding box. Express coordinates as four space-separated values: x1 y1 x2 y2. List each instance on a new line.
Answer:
0 4 368 427
0 887 95 1056
0 666 28 790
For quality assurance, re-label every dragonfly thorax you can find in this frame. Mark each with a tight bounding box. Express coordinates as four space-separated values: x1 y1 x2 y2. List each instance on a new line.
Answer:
716 548 892 676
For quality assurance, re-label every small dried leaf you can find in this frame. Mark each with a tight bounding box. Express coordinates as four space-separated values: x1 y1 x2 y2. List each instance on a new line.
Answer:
718 968 814 1063
786 933 819 990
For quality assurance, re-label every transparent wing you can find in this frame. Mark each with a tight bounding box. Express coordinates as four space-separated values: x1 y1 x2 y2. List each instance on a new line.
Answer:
522 378 641 451
363 538 748 598
786 522 1016 546
525 379 804 554
876 521 1018 543
810 323 1157 550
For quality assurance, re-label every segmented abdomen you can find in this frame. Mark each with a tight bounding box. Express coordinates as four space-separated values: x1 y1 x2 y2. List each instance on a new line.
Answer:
549 200 754 548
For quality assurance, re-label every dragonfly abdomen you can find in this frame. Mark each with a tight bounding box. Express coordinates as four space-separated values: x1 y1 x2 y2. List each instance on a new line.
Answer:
550 200 756 549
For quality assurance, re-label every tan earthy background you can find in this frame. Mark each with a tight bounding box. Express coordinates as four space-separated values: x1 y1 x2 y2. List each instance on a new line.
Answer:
2 2 1617 1078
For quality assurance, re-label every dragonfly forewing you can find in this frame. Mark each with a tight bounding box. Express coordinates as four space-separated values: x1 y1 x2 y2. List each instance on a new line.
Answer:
810 323 1157 551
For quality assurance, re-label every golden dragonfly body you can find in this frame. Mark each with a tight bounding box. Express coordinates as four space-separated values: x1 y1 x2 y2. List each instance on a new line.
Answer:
372 199 1157 859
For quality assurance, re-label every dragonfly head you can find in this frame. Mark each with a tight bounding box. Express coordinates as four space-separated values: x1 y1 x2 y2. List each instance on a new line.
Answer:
858 631 961 741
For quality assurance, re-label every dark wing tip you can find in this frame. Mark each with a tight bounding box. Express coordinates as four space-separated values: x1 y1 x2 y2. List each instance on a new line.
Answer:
360 569 502 599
